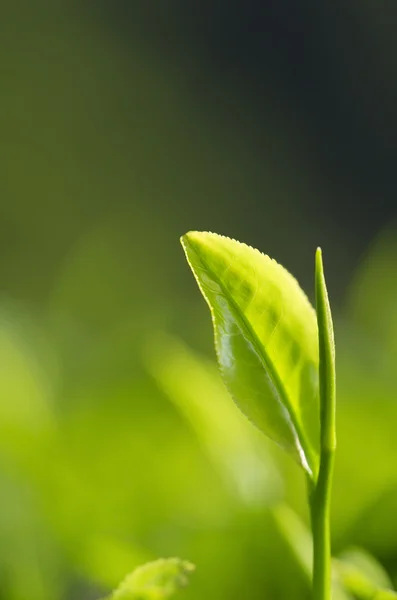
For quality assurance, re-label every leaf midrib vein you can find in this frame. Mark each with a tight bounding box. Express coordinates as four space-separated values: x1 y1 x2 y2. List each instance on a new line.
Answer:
196 251 313 476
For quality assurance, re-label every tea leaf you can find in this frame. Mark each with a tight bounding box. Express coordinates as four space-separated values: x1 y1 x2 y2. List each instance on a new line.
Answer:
107 558 195 600
181 231 320 478
315 248 336 453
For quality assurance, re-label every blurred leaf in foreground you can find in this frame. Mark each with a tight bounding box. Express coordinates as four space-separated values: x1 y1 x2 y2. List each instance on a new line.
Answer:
334 547 396 600
105 558 195 600
146 333 282 506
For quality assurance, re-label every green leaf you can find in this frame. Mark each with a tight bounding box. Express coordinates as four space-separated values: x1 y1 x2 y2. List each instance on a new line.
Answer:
315 248 336 453
272 503 312 579
181 231 320 478
334 547 396 600
272 504 395 600
338 548 392 590
145 333 282 506
374 591 397 599
107 558 195 600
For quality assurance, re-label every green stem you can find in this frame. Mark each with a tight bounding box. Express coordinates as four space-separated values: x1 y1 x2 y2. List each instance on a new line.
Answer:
312 248 337 600
310 449 335 600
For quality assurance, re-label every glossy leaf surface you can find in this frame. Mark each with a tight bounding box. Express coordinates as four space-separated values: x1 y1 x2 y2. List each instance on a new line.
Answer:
181 231 320 477
107 558 194 600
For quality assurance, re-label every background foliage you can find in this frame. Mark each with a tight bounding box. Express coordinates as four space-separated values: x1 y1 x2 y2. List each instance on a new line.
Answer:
1 2 397 599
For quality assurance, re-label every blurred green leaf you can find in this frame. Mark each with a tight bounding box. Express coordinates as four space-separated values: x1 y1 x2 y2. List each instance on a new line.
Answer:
348 230 397 357
334 547 395 599
181 231 320 478
272 503 354 599
146 333 282 506
337 547 392 590
374 591 397 599
272 503 312 579
272 503 396 600
332 229 397 546
106 558 195 600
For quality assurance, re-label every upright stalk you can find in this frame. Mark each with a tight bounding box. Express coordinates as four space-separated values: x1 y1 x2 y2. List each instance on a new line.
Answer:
311 248 336 600
310 450 334 600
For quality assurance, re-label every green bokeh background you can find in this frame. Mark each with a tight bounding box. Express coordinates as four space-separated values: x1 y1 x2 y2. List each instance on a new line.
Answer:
1 3 397 599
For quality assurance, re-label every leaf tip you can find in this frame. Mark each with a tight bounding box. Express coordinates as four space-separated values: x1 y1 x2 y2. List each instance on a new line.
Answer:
315 247 325 281
180 231 190 246
180 230 202 251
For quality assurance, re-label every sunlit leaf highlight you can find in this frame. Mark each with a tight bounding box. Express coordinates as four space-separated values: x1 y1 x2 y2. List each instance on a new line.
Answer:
181 231 320 478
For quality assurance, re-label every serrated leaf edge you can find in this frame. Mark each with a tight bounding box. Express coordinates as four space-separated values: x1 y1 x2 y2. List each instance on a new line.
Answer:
181 231 316 477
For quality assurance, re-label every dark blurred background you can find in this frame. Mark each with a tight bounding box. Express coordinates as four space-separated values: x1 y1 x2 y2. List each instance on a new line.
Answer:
1 2 397 599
